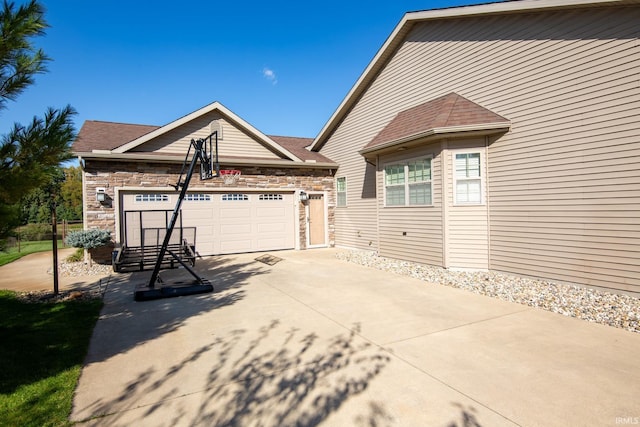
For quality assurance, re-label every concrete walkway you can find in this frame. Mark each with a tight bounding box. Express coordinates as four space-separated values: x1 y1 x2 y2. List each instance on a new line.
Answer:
0 248 109 293
69 249 639 426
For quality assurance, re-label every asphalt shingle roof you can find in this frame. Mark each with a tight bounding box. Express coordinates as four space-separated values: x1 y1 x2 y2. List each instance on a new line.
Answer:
73 121 160 152
73 121 333 163
364 92 509 150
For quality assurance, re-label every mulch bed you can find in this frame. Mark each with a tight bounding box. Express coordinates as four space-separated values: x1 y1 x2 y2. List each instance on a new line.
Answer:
15 289 103 304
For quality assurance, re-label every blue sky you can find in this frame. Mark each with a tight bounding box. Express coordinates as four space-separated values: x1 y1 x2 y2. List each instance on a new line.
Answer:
3 0 491 140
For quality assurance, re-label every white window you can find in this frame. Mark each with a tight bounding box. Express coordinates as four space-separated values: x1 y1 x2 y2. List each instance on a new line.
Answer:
336 177 347 207
222 193 249 201
384 158 432 206
259 194 283 201
454 152 482 204
185 193 211 201
135 194 169 202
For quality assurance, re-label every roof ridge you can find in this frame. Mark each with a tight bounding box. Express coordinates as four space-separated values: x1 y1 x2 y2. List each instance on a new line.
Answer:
268 134 314 140
433 92 458 127
86 120 160 127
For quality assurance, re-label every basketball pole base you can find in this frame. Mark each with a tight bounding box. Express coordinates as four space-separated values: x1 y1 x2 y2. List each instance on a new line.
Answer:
134 279 213 302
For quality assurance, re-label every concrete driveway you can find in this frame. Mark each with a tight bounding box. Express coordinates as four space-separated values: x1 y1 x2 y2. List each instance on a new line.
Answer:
71 249 640 426
0 248 109 293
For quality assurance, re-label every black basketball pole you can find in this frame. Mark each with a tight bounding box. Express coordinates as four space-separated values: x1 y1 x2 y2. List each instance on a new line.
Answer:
52 202 59 296
138 132 218 300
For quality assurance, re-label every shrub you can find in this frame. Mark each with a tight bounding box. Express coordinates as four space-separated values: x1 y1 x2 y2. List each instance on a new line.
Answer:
18 223 52 241
64 229 111 266
65 248 84 263
64 229 111 249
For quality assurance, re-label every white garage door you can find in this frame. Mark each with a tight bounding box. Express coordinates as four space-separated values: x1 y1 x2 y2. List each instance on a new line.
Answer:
120 191 295 256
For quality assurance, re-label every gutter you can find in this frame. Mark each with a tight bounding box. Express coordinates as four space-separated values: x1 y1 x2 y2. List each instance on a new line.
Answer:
74 152 338 169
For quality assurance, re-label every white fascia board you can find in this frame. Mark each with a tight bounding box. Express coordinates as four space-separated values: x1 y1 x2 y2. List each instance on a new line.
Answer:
310 0 627 152
432 122 511 134
111 101 303 162
75 152 337 169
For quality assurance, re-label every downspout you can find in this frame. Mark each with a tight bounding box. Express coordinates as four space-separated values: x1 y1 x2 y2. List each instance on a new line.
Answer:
375 155 380 254
485 136 491 270
79 156 87 231
441 140 449 268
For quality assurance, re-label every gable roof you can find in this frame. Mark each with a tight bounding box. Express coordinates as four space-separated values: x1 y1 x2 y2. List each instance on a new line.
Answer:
309 0 632 152
110 101 302 162
361 93 510 155
73 108 337 167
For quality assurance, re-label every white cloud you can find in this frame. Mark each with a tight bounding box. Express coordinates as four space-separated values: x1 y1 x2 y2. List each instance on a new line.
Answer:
262 67 278 85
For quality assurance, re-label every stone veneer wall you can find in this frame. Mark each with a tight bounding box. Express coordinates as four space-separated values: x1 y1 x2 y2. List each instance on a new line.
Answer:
83 160 335 262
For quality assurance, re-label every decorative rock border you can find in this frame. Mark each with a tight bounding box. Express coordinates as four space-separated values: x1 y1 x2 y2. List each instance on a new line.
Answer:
48 261 112 277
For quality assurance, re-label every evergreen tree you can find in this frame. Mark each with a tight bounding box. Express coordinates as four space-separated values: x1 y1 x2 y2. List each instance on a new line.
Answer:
0 0 77 238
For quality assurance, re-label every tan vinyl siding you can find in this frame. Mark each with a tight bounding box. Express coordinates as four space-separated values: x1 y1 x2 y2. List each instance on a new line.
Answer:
322 119 380 250
447 141 489 269
132 112 282 159
320 5 640 292
377 143 443 265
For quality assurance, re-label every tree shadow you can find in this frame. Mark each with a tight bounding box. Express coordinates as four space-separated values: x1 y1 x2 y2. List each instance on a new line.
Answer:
76 321 392 426
354 401 395 427
83 255 264 364
446 402 484 427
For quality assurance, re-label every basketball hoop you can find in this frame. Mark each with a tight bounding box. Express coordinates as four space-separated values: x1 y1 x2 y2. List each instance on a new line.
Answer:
220 169 241 185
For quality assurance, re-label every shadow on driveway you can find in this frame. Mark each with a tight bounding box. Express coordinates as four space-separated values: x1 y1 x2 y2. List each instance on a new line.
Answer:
78 321 391 426
84 255 263 365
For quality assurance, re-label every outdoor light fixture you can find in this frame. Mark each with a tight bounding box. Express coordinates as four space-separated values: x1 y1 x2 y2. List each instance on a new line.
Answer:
299 191 309 202
96 187 107 203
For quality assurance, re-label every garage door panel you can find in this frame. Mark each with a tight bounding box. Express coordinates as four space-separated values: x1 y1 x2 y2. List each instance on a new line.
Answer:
221 240 253 253
256 207 287 217
257 223 286 233
221 224 252 234
220 207 251 218
257 238 288 250
182 210 214 221
194 225 214 240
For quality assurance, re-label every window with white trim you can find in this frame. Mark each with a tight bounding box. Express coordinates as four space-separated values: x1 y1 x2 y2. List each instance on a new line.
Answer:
135 194 169 202
454 152 482 204
259 194 283 201
384 158 432 206
185 193 211 201
222 193 249 201
336 177 347 207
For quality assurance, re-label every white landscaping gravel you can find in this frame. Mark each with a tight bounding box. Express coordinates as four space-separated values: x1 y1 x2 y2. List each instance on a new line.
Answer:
336 250 640 334
49 261 112 277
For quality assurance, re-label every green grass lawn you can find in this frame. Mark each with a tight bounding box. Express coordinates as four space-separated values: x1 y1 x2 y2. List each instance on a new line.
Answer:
0 240 66 267
0 290 103 426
